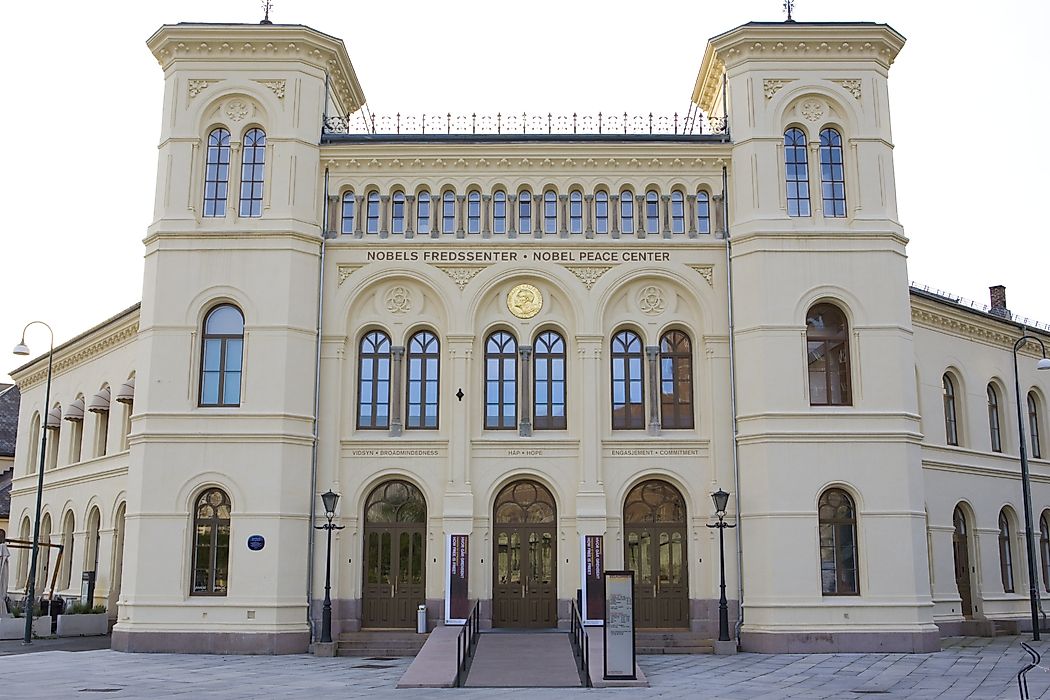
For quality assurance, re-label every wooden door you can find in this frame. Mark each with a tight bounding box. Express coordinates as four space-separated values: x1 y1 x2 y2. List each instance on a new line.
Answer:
362 481 427 628
953 507 973 618
492 481 558 628
624 481 689 628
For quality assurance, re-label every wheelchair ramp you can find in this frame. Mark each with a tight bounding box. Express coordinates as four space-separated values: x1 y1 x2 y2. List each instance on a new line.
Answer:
464 631 582 688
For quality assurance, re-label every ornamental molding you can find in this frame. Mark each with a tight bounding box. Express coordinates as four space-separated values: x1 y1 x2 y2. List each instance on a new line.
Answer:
323 156 729 172
688 264 714 287
337 264 363 285
722 39 901 67
799 98 827 123
385 286 412 314
224 98 252 122
433 264 485 291
254 79 286 99
910 305 1046 354
187 79 221 99
17 322 139 391
763 78 795 99
563 265 614 290
832 79 862 99
638 286 666 315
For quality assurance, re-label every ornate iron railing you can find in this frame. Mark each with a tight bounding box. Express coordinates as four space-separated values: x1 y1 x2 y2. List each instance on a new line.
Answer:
323 111 726 136
910 282 1050 332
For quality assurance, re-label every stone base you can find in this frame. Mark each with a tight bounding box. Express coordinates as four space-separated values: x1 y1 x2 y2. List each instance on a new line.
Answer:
0 616 51 640
713 639 738 655
741 629 940 654
111 629 310 654
311 641 337 657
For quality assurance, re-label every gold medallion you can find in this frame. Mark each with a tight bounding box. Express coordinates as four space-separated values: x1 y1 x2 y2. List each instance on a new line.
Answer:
507 284 543 319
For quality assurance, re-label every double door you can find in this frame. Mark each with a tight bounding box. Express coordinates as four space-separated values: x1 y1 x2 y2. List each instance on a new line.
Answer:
492 525 557 627
625 526 689 628
362 525 425 628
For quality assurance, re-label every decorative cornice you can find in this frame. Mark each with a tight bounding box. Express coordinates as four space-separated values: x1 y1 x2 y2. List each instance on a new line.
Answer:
562 265 613 290
323 155 729 172
337 263 363 285
910 304 1044 355
433 264 485 290
688 264 714 286
17 323 139 391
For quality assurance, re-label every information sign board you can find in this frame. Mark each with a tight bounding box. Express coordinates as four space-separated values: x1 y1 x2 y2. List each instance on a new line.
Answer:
603 570 636 680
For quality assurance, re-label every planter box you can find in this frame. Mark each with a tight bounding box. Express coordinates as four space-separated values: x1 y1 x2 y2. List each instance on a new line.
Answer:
56 612 108 637
0 616 52 640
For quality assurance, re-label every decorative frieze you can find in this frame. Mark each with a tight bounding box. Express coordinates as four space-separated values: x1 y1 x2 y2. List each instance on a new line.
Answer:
688 264 715 287
255 79 287 99
17 322 139 390
563 265 613 290
434 265 485 291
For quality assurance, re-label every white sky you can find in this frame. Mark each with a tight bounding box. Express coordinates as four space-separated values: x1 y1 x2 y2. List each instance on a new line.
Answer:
2 0 1047 382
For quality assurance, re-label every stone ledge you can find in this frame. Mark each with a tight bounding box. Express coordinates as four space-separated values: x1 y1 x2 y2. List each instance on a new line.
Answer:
111 629 310 655
741 629 940 654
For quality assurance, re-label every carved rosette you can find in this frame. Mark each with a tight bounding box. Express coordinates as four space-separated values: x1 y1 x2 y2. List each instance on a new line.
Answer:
563 265 613 290
385 286 412 314
224 99 251 122
688 265 714 287
434 265 485 291
799 98 827 123
638 286 666 315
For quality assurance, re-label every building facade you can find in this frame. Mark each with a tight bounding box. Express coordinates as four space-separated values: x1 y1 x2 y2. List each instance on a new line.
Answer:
6 17 1050 655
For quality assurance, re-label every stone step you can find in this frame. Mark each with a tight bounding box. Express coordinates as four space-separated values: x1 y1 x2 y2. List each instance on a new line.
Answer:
337 631 428 657
637 645 713 655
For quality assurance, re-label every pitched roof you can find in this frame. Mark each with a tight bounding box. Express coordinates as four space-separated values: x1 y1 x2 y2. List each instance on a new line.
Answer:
0 384 18 458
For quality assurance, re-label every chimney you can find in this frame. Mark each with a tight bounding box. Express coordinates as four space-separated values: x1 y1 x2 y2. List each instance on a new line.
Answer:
989 285 1011 320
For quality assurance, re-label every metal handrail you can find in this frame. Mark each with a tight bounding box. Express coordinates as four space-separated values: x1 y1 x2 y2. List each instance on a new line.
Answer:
323 111 727 136
1018 641 1041 700
455 600 480 687
569 600 591 687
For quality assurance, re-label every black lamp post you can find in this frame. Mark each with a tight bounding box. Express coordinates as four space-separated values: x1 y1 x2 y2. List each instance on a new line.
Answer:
1011 335 1050 641
707 488 736 643
315 489 344 644
13 321 54 646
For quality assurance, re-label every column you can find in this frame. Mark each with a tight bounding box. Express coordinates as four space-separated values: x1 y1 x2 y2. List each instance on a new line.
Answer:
713 194 725 239
228 141 242 221
456 194 466 236
354 194 364 236
389 346 405 437
559 194 568 238
326 195 339 237
645 345 661 436
507 194 517 237
482 194 492 238
405 195 416 238
380 195 390 237
610 194 620 238
661 194 671 238
810 140 822 217
430 197 440 239
635 194 645 239
577 337 603 485
584 194 594 237
518 345 533 437
687 194 697 236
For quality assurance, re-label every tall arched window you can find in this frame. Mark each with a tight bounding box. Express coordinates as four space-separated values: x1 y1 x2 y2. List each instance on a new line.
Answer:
543 190 558 233
442 190 456 233
1029 392 1042 459
806 304 851 406
943 374 959 446
569 191 583 234
595 190 609 234
238 128 266 217
697 190 711 234
660 330 694 429
485 331 517 430
406 330 439 430
417 191 431 234
366 191 380 234
493 190 507 234
645 190 659 233
670 191 685 234
27 412 40 474
200 304 244 407
611 330 644 430
391 191 406 234
202 127 231 217
1040 512 1050 592
467 191 481 234
785 127 811 217
16 517 30 589
358 331 391 430
534 330 566 430
999 510 1015 592
341 191 355 234
191 488 231 596
518 191 532 234
620 189 635 234
818 488 858 595
819 127 846 218
59 510 75 590
988 384 1003 453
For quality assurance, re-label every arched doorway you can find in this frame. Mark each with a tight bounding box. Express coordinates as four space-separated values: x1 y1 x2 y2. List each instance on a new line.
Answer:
109 503 126 620
952 505 974 618
624 480 688 628
362 480 427 628
492 480 557 628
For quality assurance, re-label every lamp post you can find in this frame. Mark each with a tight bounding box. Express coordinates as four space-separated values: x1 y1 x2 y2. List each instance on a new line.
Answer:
12 321 54 646
1011 335 1050 641
707 488 736 643
314 489 344 644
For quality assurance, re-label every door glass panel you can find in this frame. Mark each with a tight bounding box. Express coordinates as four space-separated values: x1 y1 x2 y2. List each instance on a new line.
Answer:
411 532 424 584
380 531 392 585
540 532 553 584
509 532 521 583
497 532 509 584
529 532 540 583
639 530 652 585
659 531 671 584
399 531 410 582
367 532 379 584
670 531 683 584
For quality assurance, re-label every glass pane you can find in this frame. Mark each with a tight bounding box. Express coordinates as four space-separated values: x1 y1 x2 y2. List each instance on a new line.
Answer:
223 370 241 405
380 531 392 585
206 306 243 335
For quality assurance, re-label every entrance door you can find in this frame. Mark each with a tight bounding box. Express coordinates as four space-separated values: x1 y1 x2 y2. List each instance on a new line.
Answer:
362 481 427 628
952 506 974 618
624 480 689 628
492 480 557 627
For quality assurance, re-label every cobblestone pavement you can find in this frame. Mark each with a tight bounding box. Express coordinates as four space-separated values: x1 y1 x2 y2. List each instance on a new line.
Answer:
0 636 1048 698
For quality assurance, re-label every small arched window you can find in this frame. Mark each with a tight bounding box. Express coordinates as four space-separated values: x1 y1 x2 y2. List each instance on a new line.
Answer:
670 191 685 234
645 190 660 233
406 331 439 430
238 128 266 218
620 189 635 234
518 191 532 234
341 191 355 234
366 191 380 234
819 127 846 218
660 330 694 429
391 191 406 234
819 488 858 595
543 190 558 234
357 330 391 429
1040 512 1050 592
191 488 231 596
569 191 583 234
442 190 456 233
806 304 851 406
697 191 711 234
200 304 245 407
202 127 231 217
493 190 507 234
417 191 431 234
943 374 959 446
988 384 1003 453
785 127 811 217
611 330 644 430
485 331 517 430
595 190 610 234
467 191 481 234
999 510 1015 593
534 330 566 430
1029 392 1042 459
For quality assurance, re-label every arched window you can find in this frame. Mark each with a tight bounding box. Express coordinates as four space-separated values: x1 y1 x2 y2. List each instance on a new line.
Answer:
36 513 51 591
806 304 851 406
59 510 75 590
569 191 583 234
518 191 532 234
818 488 858 595
67 395 84 464
238 128 266 217
202 127 230 217
999 510 1015 593
16 516 30 589
620 189 635 234
534 330 566 430
391 191 406 234
45 405 61 469
191 488 231 596
341 191 355 234
417 191 431 234
200 304 244 407
785 127 811 217
660 330 694 429
943 374 959 446
493 190 507 234
366 191 380 234
1029 392 1042 459
819 127 846 218
442 190 456 233
595 190 609 234
543 190 558 234
645 190 659 233
27 412 40 474
670 191 685 234
90 387 110 458
406 331 439 430
611 330 644 430
697 190 711 234
1040 512 1050 592
357 330 391 430
467 191 481 234
485 331 517 430
988 384 1003 453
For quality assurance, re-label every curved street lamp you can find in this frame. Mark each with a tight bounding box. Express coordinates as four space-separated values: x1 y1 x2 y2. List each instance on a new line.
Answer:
12 321 54 645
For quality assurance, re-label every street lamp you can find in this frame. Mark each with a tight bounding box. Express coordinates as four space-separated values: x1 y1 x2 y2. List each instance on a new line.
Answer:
1011 334 1050 641
707 489 736 643
315 489 344 644
12 321 54 645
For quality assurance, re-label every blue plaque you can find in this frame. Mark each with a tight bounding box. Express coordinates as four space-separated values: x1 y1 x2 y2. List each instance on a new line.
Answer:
247 534 265 551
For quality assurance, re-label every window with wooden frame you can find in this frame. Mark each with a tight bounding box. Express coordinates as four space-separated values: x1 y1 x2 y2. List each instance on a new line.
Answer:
417 191 431 234
819 127 846 218
806 304 851 406
518 191 532 234
357 330 391 429
366 191 380 234
1040 512 1050 592
595 190 609 234
199 304 244 407
670 190 685 234
569 191 583 234
467 191 481 234
611 329 645 430
485 331 518 430
784 127 811 217
999 510 1015 593
442 190 456 233
1030 392 1043 459
202 127 231 217
818 488 858 595
988 384 1003 453
697 190 711 234
543 190 558 234
493 190 507 234
659 330 694 429
191 488 231 596
238 128 266 217
533 330 566 430
341 191 355 234
645 190 659 233
943 374 959 446
391 191 406 234
406 330 439 429
619 189 635 234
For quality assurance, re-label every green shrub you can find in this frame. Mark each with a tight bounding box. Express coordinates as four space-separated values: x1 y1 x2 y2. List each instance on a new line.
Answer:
63 601 107 615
